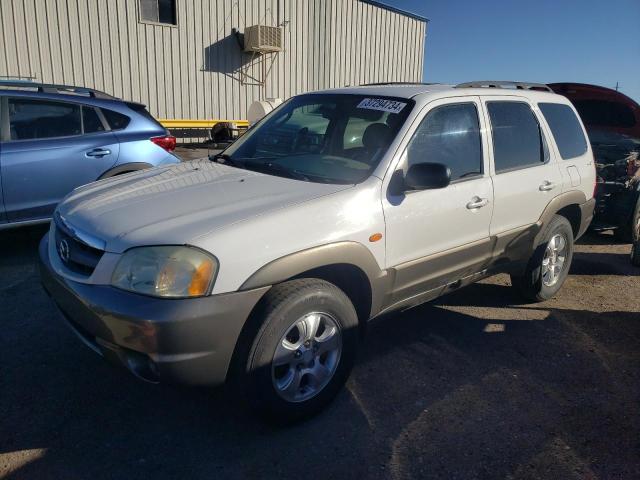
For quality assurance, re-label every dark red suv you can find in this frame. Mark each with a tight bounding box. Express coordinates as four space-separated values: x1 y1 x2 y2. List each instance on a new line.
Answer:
550 83 640 246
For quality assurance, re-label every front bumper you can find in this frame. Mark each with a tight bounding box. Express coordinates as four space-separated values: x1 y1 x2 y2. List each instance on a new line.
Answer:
39 235 269 386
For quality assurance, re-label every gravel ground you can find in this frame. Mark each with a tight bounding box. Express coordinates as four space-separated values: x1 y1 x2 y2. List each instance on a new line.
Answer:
0 227 638 479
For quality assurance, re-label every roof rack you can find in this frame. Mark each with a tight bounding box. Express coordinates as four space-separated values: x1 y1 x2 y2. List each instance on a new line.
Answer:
0 79 118 99
359 82 441 87
455 81 553 92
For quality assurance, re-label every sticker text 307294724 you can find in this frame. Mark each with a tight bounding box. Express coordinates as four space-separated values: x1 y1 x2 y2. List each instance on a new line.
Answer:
357 98 407 114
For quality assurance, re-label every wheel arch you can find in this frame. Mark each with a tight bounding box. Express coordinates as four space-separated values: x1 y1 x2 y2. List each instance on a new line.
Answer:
239 241 392 324
227 242 391 384
535 191 588 245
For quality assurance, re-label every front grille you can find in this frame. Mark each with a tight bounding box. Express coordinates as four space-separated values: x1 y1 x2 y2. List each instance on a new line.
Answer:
53 217 104 276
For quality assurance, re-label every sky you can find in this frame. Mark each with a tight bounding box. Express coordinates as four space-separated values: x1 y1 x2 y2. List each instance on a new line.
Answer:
387 0 640 103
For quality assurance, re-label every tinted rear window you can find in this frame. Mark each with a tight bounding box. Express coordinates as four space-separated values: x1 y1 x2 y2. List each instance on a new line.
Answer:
539 103 588 159
101 108 131 130
487 102 545 173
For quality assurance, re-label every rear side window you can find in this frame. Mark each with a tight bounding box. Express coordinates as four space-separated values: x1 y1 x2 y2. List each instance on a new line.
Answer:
539 103 588 159
487 102 545 173
8 99 81 140
82 106 106 134
407 103 483 180
102 108 131 130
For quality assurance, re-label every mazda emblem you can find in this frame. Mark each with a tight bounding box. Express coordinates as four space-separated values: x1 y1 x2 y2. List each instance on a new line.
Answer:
58 239 70 263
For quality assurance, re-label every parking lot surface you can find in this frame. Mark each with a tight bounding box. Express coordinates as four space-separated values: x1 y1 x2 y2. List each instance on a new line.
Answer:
1 226 638 479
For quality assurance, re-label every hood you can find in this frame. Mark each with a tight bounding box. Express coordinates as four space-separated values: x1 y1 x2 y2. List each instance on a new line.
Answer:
57 160 351 252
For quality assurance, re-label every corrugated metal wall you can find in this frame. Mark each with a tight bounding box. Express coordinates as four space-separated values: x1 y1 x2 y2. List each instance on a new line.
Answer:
0 0 426 121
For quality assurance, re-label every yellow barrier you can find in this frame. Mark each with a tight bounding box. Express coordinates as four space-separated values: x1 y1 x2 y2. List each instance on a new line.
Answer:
159 119 249 129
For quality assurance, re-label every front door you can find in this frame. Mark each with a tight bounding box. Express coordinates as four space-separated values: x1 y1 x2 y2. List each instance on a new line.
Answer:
382 97 494 304
1 97 119 222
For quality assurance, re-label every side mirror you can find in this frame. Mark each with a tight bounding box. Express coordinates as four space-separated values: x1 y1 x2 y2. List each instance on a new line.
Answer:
405 162 451 190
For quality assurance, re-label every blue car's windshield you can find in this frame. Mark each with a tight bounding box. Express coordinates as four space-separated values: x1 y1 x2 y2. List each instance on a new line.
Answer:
218 94 414 184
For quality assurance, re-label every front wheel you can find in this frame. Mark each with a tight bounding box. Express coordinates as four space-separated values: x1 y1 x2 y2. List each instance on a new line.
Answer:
236 279 359 423
511 215 574 302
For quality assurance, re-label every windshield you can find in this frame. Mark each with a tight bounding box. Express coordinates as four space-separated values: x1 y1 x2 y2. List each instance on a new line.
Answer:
219 94 414 184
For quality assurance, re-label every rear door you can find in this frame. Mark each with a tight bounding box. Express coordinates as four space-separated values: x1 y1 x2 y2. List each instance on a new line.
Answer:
1 97 120 222
482 96 564 235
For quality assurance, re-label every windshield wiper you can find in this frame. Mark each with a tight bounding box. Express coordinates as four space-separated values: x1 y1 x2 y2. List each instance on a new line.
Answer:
210 153 244 168
211 154 310 181
242 159 311 181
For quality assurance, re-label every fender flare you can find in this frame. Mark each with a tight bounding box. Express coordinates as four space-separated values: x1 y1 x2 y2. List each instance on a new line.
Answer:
534 190 589 245
98 162 153 180
239 241 393 318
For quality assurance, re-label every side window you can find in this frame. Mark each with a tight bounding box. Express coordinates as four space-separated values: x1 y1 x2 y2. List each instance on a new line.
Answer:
487 102 545 173
538 103 588 159
8 99 81 140
406 103 483 181
102 108 131 130
82 106 106 134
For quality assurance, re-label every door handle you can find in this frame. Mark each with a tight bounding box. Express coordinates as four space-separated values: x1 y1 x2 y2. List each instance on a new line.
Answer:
466 196 489 209
86 148 111 158
539 180 557 191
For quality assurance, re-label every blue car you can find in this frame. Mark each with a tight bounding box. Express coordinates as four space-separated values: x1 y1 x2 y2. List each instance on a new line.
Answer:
0 80 179 229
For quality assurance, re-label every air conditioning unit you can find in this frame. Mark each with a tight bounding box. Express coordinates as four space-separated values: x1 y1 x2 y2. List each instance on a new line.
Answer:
243 25 283 53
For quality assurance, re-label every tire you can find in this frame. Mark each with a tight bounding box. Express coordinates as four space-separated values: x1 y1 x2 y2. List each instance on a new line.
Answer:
631 201 640 267
511 215 575 302
235 278 359 423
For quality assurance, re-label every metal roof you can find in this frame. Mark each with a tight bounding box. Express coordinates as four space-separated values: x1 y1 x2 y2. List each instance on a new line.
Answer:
360 0 429 23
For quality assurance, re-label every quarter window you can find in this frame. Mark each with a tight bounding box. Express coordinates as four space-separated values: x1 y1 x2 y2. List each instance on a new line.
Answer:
82 106 106 134
101 109 131 130
539 103 588 159
487 102 545 173
406 103 483 181
8 99 81 140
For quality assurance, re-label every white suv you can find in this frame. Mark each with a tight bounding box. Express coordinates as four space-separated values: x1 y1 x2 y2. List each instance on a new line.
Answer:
40 82 596 421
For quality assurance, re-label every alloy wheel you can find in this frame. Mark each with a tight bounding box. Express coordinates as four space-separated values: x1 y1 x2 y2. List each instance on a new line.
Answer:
271 312 342 403
542 233 568 287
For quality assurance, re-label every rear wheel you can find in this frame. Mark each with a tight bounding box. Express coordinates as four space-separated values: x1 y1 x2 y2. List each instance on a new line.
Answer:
511 215 574 302
236 278 359 423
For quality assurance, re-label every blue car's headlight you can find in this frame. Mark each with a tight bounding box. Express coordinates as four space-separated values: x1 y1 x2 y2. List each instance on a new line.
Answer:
111 246 217 298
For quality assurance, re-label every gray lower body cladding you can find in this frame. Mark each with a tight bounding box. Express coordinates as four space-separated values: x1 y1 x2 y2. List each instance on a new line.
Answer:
39 235 269 386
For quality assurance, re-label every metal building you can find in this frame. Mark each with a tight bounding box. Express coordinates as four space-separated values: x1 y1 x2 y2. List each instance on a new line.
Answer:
0 0 427 123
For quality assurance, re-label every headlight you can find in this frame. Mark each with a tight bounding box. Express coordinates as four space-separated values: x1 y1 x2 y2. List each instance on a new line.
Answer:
111 246 217 298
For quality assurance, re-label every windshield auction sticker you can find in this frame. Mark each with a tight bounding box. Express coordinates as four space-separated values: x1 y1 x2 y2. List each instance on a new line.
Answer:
357 98 407 114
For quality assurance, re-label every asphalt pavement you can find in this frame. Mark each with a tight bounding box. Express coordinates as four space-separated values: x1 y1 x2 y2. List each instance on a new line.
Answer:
1 226 638 479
